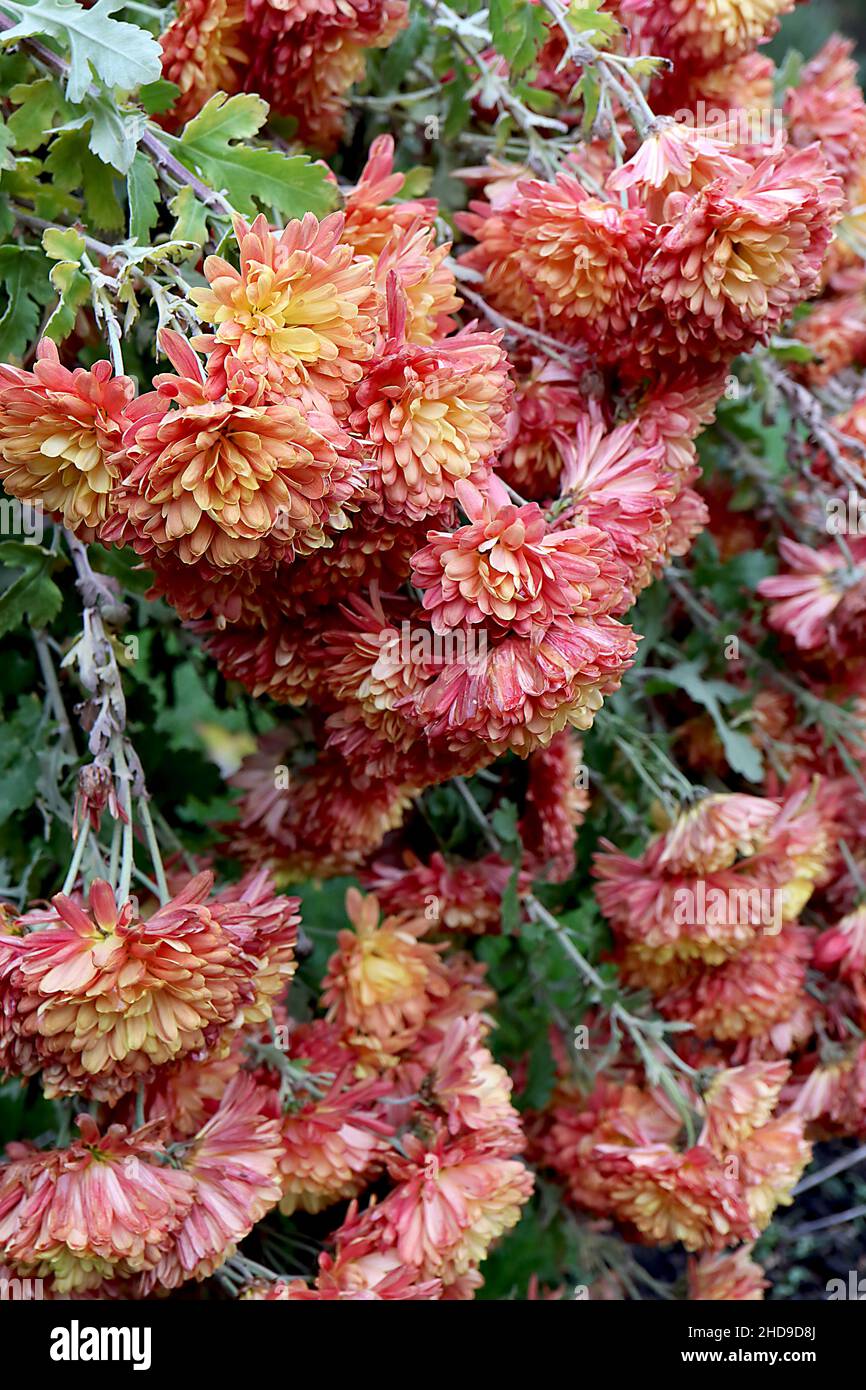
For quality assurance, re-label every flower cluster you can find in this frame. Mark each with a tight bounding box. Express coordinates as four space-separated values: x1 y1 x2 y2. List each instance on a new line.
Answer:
161 0 407 148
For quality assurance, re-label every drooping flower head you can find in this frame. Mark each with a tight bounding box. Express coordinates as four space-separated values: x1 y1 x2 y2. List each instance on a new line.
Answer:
104 331 362 569
191 212 378 412
411 475 627 636
0 339 134 534
160 0 248 128
0 1116 194 1293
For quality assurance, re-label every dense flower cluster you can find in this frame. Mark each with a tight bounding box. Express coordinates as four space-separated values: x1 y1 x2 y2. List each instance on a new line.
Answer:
161 0 407 147
2 0 866 1308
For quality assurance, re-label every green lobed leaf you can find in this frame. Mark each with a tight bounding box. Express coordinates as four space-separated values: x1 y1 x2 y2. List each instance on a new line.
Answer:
0 0 162 102
0 244 53 360
489 0 547 75
0 541 63 637
163 93 337 219
127 147 159 242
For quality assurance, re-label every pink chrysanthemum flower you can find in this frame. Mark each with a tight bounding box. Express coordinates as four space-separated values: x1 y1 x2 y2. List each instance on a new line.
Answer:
0 339 134 533
759 535 866 651
413 1016 524 1145
510 174 651 359
688 1245 768 1300
322 888 449 1062
343 134 438 261
700 1062 791 1152
138 1073 284 1291
160 0 248 128
203 617 331 707
559 405 674 607
592 1142 755 1252
245 0 408 153
105 331 362 569
520 730 589 883
373 1131 534 1280
0 875 256 1102
277 1069 393 1215
229 739 416 880
349 287 512 523
374 221 462 346
0 1116 194 1293
640 142 844 365
418 615 638 757
411 476 626 636
498 358 587 500
736 1110 811 1230
365 850 525 935
607 121 753 223
786 37 866 183
191 212 378 411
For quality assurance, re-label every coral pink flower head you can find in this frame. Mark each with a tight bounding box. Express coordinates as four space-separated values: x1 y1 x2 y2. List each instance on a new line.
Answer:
191 212 378 411
106 331 362 570
411 475 626 636
0 873 255 1102
0 339 134 534
0 1115 194 1293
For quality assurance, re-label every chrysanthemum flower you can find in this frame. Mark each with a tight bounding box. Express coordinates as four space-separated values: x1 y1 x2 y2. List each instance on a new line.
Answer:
322 888 449 1061
758 535 866 652
105 332 362 570
0 1116 194 1293
160 0 248 128
520 730 589 883
640 142 843 365
688 1245 768 1300
374 221 462 345
413 1016 524 1145
591 1142 754 1252
349 294 512 523
594 788 833 959
191 212 378 411
411 476 626 636
510 174 651 359
365 850 525 935
370 1131 534 1280
786 37 866 183
700 1062 791 1152
736 1110 811 1230
0 874 258 1102
229 738 416 880
559 405 674 606
343 135 438 261
794 286 866 384
211 869 300 1024
245 0 408 153
417 614 638 757
619 0 798 72
138 1073 284 1291
203 617 331 706
607 121 753 223
456 185 539 327
277 1069 393 1215
498 358 587 500
0 339 134 534
644 927 813 1042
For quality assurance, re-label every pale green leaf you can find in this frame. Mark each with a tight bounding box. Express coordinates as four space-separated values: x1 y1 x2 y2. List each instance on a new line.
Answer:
0 0 162 101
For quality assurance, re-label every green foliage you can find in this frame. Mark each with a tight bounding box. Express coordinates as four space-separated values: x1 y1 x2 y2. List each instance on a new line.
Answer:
0 0 162 101
163 93 338 219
